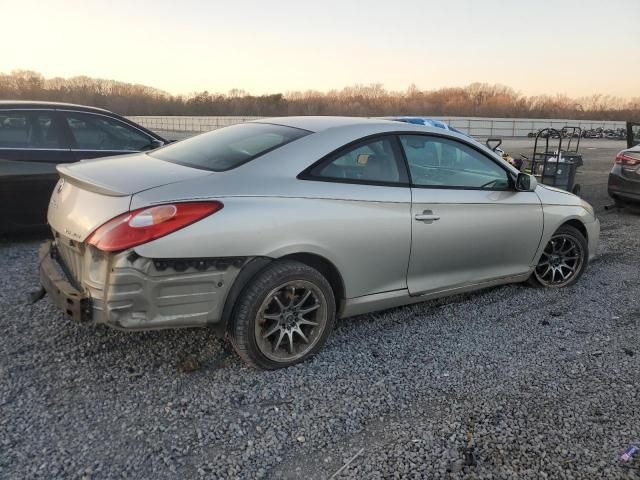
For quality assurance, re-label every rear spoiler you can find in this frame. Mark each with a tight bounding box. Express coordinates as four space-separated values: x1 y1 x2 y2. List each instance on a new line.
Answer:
56 164 129 197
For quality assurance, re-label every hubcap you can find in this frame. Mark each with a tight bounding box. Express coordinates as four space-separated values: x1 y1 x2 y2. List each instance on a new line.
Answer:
534 233 584 287
254 280 327 363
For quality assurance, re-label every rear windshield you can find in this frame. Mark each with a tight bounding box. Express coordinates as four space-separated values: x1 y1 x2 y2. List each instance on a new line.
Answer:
150 122 310 171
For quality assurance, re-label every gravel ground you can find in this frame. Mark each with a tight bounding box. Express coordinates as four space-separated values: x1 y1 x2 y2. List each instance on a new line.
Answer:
1 141 640 479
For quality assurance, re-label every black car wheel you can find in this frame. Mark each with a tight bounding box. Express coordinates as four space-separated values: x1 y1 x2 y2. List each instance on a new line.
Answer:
528 225 588 288
229 260 336 369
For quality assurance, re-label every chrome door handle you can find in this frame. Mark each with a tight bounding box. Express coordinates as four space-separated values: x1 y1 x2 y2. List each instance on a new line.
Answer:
415 210 440 223
415 214 440 221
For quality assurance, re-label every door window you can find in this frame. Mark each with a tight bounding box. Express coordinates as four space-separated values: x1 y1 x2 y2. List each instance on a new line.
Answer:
65 112 153 151
399 135 510 189
0 111 65 148
311 137 407 184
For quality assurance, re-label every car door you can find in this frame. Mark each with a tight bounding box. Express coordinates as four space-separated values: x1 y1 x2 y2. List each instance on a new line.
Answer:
0 109 72 231
628 122 640 148
398 134 543 295
62 111 157 160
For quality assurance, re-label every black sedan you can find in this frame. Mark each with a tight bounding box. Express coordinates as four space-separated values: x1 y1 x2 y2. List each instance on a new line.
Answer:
608 145 640 206
0 101 167 234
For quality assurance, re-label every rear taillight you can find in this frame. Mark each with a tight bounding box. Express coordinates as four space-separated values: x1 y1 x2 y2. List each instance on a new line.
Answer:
87 201 223 252
615 151 640 167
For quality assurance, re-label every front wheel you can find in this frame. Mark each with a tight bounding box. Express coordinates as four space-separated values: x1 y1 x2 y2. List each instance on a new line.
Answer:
528 225 588 288
229 260 336 369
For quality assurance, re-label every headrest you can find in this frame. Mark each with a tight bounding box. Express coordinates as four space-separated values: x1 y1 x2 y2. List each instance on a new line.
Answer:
406 137 427 148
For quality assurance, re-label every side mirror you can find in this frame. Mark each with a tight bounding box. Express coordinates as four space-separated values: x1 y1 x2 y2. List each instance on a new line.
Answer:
141 138 164 151
516 172 537 192
148 139 164 150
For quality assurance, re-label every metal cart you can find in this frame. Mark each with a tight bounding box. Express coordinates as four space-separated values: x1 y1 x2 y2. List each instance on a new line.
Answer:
523 127 583 196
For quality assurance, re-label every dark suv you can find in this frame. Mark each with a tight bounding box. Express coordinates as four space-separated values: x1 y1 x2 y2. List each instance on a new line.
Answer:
0 101 167 234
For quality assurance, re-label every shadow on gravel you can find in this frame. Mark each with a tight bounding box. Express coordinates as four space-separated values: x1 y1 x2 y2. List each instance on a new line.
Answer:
0 228 50 244
74 324 236 374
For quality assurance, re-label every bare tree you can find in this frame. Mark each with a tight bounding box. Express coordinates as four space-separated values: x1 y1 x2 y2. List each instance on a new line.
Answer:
0 70 638 120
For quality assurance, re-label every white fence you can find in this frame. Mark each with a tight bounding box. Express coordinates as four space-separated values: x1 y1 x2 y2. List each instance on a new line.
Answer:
127 115 626 139
126 116 261 140
429 117 625 138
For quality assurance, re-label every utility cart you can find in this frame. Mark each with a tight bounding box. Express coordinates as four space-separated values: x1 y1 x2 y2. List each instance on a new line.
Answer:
521 127 583 196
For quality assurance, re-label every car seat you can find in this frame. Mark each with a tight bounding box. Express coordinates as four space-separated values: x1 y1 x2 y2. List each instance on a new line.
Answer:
360 154 399 182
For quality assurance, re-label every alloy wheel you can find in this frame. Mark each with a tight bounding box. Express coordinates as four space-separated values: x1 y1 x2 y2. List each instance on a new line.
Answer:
534 233 584 287
254 280 328 363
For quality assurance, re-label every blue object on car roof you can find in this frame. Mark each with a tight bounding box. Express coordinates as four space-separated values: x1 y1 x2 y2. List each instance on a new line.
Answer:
390 117 469 136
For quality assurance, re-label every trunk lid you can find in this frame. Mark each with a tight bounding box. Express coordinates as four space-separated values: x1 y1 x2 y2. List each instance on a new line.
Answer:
57 153 210 196
49 153 211 241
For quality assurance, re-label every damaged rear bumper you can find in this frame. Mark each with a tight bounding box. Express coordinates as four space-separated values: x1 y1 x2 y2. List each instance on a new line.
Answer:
39 237 248 331
39 241 92 322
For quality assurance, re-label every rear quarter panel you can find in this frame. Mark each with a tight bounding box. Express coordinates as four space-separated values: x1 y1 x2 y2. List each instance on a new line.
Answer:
132 194 412 299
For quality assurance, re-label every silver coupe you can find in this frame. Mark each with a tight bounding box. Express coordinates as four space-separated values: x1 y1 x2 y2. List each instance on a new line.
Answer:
39 117 600 369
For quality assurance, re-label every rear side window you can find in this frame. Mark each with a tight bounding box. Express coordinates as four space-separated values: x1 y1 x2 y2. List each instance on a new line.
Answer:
310 137 407 184
150 123 310 171
0 111 66 148
65 112 153 151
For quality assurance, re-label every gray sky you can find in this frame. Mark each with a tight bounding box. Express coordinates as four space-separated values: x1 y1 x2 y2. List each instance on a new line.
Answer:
1 0 637 97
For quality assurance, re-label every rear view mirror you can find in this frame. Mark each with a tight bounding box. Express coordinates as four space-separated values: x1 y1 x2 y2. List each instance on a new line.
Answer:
516 172 537 192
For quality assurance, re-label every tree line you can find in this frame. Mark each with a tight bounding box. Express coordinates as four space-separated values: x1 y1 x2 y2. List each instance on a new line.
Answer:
1 70 638 120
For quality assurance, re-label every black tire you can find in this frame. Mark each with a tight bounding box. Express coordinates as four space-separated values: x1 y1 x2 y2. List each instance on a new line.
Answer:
612 196 627 208
527 225 588 288
229 260 336 369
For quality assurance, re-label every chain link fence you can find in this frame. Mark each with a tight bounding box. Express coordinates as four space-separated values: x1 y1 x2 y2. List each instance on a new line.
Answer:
127 115 626 140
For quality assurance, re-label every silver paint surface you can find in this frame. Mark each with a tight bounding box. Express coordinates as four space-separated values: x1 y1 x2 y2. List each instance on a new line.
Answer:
45 117 600 329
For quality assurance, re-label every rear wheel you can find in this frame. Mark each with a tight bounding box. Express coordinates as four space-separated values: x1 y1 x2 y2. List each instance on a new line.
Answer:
528 225 588 288
229 260 335 369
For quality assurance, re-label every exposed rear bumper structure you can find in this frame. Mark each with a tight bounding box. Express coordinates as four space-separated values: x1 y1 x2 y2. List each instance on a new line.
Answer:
39 241 92 322
40 235 249 331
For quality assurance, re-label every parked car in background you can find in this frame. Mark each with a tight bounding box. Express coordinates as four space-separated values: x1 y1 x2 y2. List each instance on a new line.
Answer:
609 145 640 206
388 117 469 136
627 122 640 148
39 116 599 369
0 101 167 234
